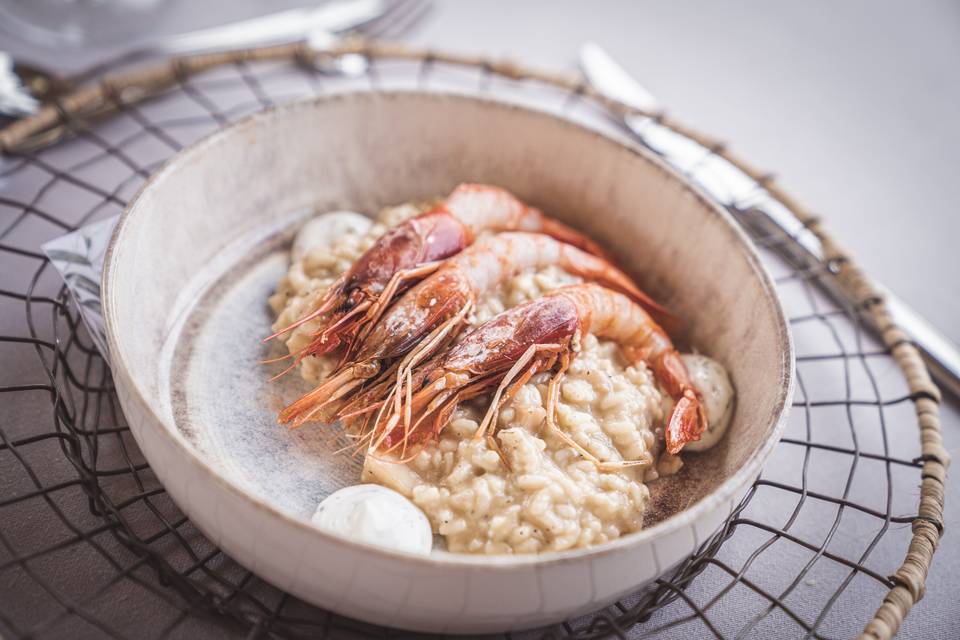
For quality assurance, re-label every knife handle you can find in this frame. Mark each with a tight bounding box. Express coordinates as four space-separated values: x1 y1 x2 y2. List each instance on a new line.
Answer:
885 292 960 399
626 117 960 400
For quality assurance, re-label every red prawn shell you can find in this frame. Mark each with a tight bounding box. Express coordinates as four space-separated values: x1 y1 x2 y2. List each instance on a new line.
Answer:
339 209 471 305
441 295 581 376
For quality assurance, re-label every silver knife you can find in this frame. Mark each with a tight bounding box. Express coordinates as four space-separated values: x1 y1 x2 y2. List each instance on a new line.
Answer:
579 41 960 399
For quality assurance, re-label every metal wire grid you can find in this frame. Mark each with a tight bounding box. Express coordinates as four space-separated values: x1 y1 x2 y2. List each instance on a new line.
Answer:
0 53 935 639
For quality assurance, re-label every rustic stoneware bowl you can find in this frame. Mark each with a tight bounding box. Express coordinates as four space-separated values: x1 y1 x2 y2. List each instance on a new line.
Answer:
102 91 794 634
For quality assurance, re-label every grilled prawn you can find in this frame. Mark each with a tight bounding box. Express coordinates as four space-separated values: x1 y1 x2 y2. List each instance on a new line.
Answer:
278 232 664 427
266 184 607 359
346 283 706 464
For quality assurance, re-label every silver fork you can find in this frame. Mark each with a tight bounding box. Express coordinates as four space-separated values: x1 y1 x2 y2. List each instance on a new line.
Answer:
0 0 432 153
307 0 433 76
0 0 433 119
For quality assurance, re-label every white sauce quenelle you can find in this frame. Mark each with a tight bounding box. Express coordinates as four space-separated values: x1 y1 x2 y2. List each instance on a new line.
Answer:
291 211 372 262
681 354 735 452
311 484 434 555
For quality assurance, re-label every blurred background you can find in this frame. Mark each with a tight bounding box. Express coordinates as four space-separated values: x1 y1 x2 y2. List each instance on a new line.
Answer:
1 1 957 638
3 0 959 344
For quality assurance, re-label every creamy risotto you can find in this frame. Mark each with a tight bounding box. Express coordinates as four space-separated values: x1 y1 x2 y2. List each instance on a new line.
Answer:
270 203 733 554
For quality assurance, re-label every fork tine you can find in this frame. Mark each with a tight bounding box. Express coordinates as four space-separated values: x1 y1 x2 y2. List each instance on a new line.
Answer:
382 0 433 41
368 0 432 41
353 0 413 39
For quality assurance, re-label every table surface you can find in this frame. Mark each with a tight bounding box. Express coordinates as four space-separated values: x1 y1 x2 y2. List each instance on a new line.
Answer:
3 0 958 638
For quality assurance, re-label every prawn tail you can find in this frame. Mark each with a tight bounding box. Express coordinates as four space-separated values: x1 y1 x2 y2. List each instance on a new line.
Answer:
665 389 707 455
655 351 708 454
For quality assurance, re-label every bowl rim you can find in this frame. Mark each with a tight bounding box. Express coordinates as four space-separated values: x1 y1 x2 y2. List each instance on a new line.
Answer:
101 89 795 569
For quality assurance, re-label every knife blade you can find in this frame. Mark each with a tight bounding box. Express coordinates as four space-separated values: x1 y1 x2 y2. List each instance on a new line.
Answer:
579 41 960 398
579 42 659 113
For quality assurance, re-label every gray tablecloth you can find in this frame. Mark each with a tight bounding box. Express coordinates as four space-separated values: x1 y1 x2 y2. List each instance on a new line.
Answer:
3 1 958 637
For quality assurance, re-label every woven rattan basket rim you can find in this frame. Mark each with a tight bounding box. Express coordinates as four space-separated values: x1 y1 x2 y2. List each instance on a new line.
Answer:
0 39 948 639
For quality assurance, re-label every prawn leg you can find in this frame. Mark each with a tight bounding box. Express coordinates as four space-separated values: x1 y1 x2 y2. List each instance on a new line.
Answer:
475 343 564 441
358 284 707 458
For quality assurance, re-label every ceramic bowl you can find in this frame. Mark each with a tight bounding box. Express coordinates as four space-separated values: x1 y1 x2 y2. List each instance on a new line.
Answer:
102 91 794 633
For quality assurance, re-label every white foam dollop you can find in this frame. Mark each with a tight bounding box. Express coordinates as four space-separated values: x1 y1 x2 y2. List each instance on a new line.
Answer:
292 211 372 262
311 484 433 555
681 353 735 452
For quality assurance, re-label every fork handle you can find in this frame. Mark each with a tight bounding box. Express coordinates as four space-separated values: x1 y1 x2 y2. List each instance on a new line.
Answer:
67 1 383 85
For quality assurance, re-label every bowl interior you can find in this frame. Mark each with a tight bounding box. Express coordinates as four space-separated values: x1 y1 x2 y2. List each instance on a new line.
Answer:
105 91 792 558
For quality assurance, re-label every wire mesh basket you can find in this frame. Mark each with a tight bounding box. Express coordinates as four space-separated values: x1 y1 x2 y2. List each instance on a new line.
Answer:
0 41 948 639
